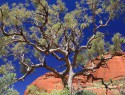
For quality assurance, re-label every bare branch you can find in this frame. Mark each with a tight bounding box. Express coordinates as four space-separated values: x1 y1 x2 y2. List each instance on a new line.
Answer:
72 50 79 67
79 34 96 51
62 56 71 76
16 53 63 81
52 52 65 61
94 18 111 32
5 39 26 46
16 54 45 81
75 54 113 77
0 25 21 36
57 63 66 68
43 62 61 77
49 48 68 56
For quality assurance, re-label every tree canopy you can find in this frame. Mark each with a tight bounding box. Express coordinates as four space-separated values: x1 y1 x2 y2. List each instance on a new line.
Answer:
0 0 125 94
0 64 19 95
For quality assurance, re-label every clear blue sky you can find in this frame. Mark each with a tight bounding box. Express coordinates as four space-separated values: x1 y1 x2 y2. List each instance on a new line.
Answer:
0 0 125 95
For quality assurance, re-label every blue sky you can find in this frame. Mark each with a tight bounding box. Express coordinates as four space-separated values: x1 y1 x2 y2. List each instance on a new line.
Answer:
0 0 125 95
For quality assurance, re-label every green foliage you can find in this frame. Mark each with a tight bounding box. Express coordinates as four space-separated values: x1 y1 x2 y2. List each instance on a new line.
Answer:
86 0 125 19
75 90 97 95
76 32 125 65
20 58 33 74
0 36 10 57
119 84 125 95
0 0 125 94
0 0 124 61
0 64 19 95
41 89 70 95
110 33 125 54
26 86 70 95
4 88 19 95
27 86 97 95
64 13 78 29
0 3 31 25
87 32 106 57
77 32 106 65
27 85 42 95
104 0 125 19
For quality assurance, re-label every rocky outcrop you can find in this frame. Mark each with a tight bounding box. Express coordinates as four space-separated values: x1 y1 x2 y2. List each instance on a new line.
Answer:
93 55 125 81
24 54 125 95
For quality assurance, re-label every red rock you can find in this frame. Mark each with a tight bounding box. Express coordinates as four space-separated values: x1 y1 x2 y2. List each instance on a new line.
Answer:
24 54 125 95
93 55 125 81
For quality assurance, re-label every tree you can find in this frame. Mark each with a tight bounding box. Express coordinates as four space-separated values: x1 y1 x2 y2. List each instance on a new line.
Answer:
0 0 125 94
110 33 125 54
0 64 19 95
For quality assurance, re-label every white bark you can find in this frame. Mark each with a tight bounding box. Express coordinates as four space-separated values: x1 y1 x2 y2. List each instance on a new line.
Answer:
68 67 75 95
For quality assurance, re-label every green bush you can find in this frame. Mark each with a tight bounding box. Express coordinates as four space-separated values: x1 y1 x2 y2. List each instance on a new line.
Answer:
119 84 125 95
26 85 42 95
26 86 70 95
76 32 106 65
110 33 125 55
0 64 19 95
40 88 70 95
75 90 97 95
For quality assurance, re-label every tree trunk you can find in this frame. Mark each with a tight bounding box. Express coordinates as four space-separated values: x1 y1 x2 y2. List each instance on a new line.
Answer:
61 77 68 88
68 68 75 95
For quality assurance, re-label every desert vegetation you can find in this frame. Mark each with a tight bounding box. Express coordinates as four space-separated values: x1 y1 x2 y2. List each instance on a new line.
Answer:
0 0 125 95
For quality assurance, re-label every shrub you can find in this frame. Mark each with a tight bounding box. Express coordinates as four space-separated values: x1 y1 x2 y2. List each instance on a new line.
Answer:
26 87 70 95
75 90 97 95
26 85 41 95
110 33 125 55
119 84 125 95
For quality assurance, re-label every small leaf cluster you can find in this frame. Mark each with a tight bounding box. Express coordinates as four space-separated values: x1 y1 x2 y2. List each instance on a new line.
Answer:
0 64 19 95
110 33 125 55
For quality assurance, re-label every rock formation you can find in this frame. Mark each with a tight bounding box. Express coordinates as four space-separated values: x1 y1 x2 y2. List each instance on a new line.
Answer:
24 54 125 95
